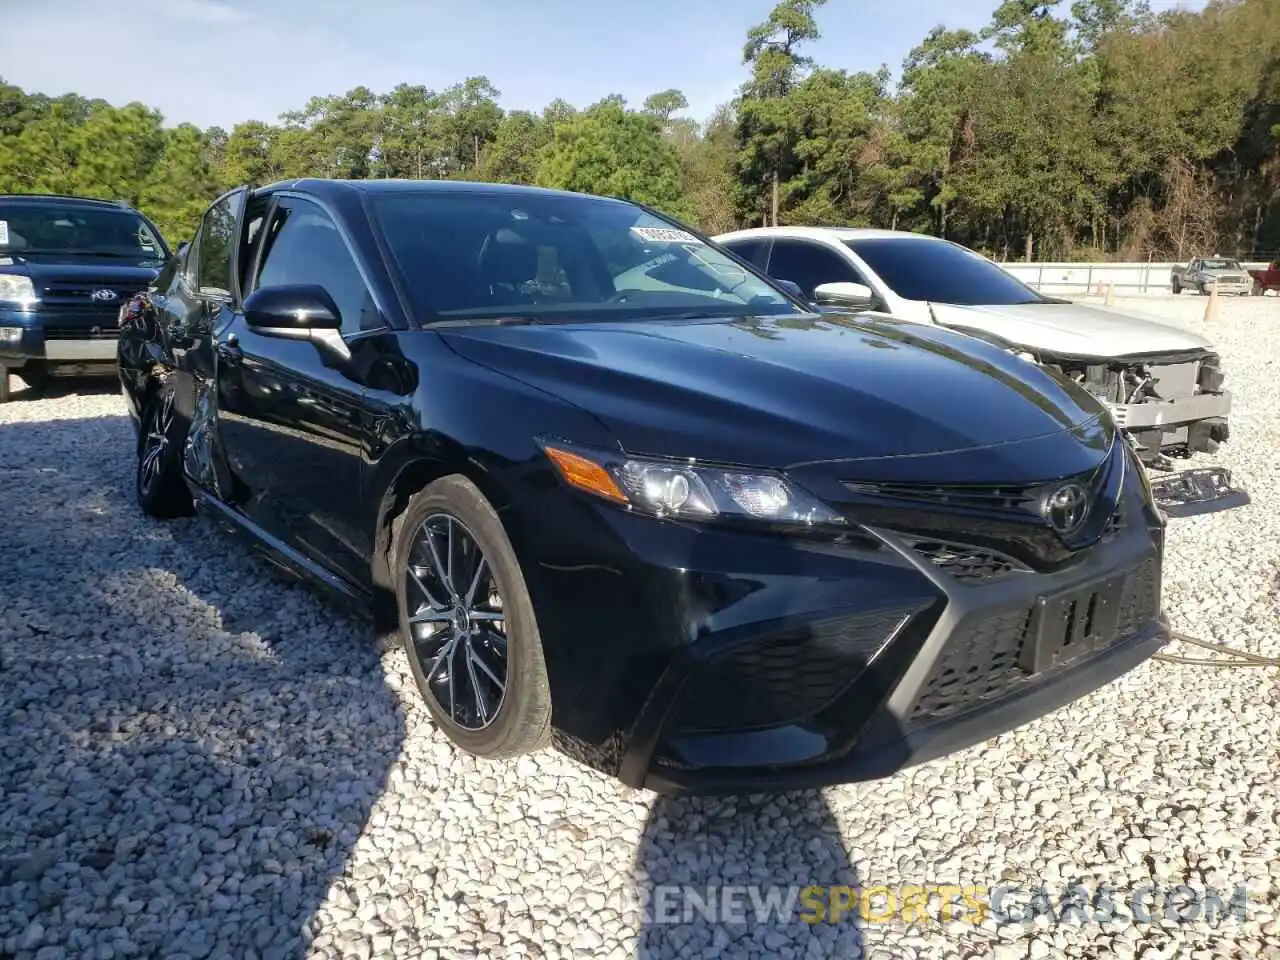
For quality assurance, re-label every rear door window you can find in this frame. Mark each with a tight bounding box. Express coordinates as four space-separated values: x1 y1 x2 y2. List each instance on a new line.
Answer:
766 240 865 299
721 238 768 268
194 193 240 298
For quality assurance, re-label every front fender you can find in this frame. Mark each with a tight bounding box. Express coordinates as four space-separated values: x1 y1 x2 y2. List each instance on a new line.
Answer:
117 292 175 444
362 335 619 631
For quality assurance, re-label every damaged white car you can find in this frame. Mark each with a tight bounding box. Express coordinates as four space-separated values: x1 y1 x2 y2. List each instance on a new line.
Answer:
715 227 1232 467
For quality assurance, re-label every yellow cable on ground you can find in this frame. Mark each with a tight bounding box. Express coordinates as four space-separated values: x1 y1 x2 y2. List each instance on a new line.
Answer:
1152 631 1280 667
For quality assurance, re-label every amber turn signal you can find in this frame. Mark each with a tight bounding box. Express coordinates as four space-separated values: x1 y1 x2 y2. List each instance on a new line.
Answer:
543 446 629 504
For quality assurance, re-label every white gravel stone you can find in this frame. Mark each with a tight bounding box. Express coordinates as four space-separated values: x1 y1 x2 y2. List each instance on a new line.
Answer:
1 295 1278 959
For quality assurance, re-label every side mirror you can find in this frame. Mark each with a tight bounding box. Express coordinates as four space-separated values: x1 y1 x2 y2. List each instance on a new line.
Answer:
773 278 806 301
813 281 876 311
243 284 349 361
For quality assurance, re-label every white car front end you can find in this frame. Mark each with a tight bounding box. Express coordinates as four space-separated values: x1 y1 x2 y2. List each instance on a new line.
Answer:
713 227 1233 463
924 300 1232 459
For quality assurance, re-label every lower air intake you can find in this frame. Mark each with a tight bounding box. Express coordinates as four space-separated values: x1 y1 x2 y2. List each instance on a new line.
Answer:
905 555 1160 729
907 539 1029 583
666 606 920 735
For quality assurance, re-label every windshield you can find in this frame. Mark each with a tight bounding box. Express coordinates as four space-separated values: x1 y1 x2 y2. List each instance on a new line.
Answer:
371 191 801 323
0 202 166 259
1199 259 1240 270
846 237 1047 306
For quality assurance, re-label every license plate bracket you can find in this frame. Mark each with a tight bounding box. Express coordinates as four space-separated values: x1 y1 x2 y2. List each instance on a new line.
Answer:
1021 574 1127 674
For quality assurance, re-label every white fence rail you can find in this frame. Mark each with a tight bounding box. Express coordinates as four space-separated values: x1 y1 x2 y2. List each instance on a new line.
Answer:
999 260 1270 297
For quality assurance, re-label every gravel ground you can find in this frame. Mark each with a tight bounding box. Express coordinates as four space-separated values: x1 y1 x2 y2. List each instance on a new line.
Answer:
1 295 1278 960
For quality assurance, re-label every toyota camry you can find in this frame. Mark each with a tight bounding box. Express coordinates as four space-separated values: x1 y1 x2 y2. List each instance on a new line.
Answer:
117 179 1169 795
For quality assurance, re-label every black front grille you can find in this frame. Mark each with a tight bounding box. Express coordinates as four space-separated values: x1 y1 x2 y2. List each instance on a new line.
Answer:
907 538 1030 583
843 479 1039 513
667 607 919 735
905 555 1159 728
834 441 1128 569
39 279 146 314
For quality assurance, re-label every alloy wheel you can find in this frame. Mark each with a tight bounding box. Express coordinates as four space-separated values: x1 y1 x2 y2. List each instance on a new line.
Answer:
404 513 508 730
140 389 175 494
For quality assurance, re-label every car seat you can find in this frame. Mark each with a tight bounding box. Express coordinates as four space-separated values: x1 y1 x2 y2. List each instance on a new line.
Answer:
476 228 538 306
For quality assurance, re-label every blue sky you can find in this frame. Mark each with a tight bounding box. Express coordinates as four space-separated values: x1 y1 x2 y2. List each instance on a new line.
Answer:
2 0 1204 131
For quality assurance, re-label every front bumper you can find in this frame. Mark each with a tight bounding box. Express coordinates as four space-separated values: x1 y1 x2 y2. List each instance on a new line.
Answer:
1104 389 1232 431
0 307 121 370
1202 277 1253 294
527 462 1167 795
644 615 1168 795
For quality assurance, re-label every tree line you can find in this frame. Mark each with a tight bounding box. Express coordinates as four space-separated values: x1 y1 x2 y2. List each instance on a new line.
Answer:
1 0 1277 261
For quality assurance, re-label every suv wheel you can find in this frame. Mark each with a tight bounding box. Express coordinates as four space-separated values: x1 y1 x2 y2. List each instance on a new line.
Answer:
136 383 193 518
0 365 9 404
392 475 552 758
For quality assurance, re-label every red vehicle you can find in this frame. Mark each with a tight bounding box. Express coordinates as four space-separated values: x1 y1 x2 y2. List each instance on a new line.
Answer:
1250 259 1280 295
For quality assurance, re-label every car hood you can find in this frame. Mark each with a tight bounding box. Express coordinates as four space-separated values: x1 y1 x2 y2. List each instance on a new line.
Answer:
439 313 1110 471
1 253 164 283
928 300 1215 359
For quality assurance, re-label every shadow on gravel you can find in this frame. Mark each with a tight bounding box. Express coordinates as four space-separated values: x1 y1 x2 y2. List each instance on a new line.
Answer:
3 373 122 403
0 415 404 959
634 791 864 959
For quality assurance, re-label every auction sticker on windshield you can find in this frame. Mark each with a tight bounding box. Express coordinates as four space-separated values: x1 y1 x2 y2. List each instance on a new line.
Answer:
631 226 701 244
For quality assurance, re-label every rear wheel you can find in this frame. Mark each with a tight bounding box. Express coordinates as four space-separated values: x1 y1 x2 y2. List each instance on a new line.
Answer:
136 383 193 518
392 475 551 758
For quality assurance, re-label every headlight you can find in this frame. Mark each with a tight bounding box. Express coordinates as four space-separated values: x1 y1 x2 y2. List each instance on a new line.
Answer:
0 274 38 306
539 439 846 529
1123 435 1160 518
0 326 21 344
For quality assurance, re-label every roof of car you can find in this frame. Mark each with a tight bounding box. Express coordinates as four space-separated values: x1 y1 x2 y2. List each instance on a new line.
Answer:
258 177 620 204
716 226 945 243
0 193 136 209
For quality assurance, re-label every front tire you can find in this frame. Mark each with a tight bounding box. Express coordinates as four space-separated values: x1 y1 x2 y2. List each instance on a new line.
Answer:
0 365 9 404
392 474 551 758
1172 279 1181 295
136 383 193 518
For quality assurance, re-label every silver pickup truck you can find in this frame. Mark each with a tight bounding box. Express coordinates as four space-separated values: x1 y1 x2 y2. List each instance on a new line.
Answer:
1170 257 1254 296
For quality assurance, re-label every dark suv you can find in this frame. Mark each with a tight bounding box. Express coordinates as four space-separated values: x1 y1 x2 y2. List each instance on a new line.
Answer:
0 194 170 402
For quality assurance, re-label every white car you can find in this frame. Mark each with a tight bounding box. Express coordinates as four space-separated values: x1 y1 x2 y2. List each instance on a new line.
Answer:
715 226 1232 465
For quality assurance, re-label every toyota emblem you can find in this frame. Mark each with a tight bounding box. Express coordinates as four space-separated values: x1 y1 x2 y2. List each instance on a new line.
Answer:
91 288 118 302
1043 482 1089 535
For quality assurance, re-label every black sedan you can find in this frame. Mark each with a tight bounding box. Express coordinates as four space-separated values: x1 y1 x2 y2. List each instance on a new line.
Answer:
117 178 1169 795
